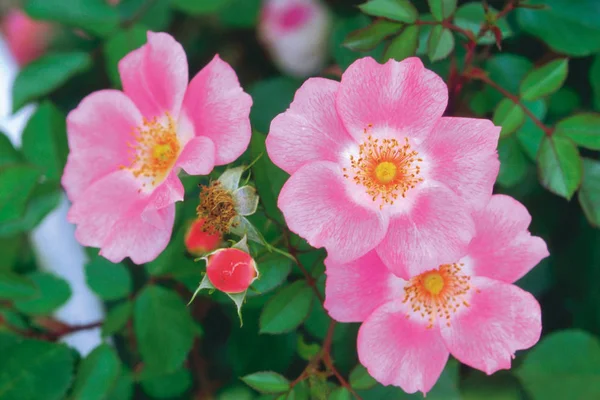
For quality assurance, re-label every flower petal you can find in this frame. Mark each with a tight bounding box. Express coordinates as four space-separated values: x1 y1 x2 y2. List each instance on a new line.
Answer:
176 136 216 176
181 55 252 165
100 204 175 264
119 31 188 119
266 77 353 174
325 251 405 323
466 195 549 283
377 184 475 279
142 172 184 230
68 170 143 249
336 57 447 142
358 300 450 394
63 90 142 201
440 277 542 375
421 117 500 211
278 161 388 264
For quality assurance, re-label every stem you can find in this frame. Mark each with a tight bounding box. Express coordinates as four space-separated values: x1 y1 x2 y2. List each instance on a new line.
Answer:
414 19 476 42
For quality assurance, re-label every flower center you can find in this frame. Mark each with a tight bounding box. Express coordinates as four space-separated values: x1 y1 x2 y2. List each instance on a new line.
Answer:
403 263 471 329
197 181 238 235
343 128 423 209
125 113 180 188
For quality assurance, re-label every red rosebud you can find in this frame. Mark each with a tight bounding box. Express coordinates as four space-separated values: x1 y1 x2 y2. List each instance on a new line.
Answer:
206 248 258 294
184 219 221 256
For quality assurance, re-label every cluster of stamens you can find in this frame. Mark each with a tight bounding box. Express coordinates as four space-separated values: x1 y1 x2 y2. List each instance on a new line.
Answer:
402 263 472 329
123 113 180 189
343 126 423 209
197 181 238 235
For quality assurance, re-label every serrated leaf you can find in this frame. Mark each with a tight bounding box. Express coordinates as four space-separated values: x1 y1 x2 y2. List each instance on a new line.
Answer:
0 339 75 400
14 272 71 315
71 344 121 400
579 158 600 227
516 330 600 399
241 371 290 394
383 25 419 62
248 254 292 297
554 113 600 150
21 102 68 182
349 365 377 390
85 257 132 301
343 20 403 52
427 25 454 62
260 281 314 334
428 0 457 21
104 26 148 88
0 272 37 300
520 59 568 101
102 301 133 337
12 52 92 112
359 0 418 23
537 135 582 199
134 286 196 373
0 165 41 223
493 98 526 138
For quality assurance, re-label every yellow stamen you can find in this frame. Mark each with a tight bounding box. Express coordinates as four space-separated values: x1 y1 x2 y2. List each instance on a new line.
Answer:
196 181 238 235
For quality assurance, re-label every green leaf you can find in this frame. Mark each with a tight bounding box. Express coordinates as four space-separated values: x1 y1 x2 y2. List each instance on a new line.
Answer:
249 130 289 224
140 368 192 399
85 257 132 301
104 26 148 88
332 14 383 70
25 0 120 37
349 365 377 390
483 54 533 110
0 339 75 400
14 272 71 315
21 102 68 181
493 98 526 138
428 0 457 21
0 133 21 168
462 371 522 400
0 183 61 237
516 330 600 399
107 370 133 400
296 335 321 361
218 0 261 28
71 344 121 400
555 113 600 151
591 55 600 112
358 0 418 24
343 20 403 52
173 0 232 15
497 136 529 188
517 0 600 56
0 272 37 300
383 25 419 62
12 52 92 112
0 165 41 223
102 301 133 337
520 59 568 101
249 255 292 297
330 387 352 400
249 78 301 134
537 135 582 200
134 286 195 373
515 100 548 161
548 87 580 118
259 280 314 334
241 371 290 394
579 158 600 227
454 3 512 44
427 25 454 62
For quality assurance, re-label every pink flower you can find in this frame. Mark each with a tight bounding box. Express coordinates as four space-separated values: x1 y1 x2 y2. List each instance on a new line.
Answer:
184 218 222 256
324 195 549 394
62 32 252 264
266 57 500 274
206 248 258 293
1 10 53 66
258 0 331 77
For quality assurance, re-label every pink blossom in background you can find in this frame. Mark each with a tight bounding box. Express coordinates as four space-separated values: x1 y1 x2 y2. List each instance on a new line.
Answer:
1 9 53 66
258 0 331 77
62 32 252 264
266 57 500 274
206 248 258 293
324 195 549 394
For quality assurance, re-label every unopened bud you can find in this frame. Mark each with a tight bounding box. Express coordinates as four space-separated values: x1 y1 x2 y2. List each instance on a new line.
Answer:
206 248 258 294
184 218 221 256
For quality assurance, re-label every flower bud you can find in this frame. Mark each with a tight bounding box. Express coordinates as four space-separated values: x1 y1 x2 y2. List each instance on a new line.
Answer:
1 10 53 66
258 0 331 77
184 218 221 256
206 248 258 294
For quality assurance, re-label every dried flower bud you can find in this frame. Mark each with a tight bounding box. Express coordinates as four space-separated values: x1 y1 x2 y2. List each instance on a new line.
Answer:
206 248 258 294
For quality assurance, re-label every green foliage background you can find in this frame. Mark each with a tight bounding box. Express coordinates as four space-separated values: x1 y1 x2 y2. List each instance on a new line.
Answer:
1 0 600 399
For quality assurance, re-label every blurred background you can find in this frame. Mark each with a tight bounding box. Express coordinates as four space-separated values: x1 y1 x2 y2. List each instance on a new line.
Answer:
0 0 600 399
